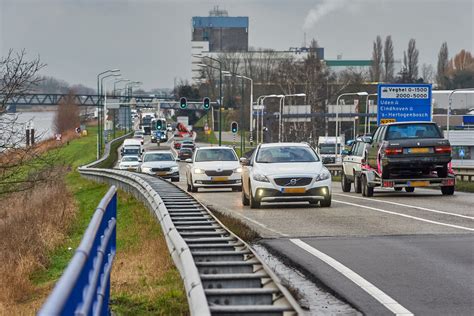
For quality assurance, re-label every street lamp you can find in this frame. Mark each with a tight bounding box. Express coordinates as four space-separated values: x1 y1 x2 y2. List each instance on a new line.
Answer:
113 79 130 96
196 55 224 146
447 88 474 139
101 73 121 143
279 93 306 142
96 69 120 158
335 92 368 161
365 93 378 134
257 94 283 144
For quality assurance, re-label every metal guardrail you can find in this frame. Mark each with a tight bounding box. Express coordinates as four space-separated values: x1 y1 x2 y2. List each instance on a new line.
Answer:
325 163 343 176
77 167 303 315
38 186 117 316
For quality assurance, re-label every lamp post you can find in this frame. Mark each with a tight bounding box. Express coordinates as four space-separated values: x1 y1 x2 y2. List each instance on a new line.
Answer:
195 55 224 146
279 93 306 142
365 93 378 134
447 88 474 140
96 69 119 158
257 94 282 144
101 73 121 144
113 78 130 96
335 92 368 161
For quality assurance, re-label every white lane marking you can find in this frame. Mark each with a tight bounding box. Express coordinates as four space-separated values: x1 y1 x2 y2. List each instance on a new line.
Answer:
290 239 413 316
333 199 474 232
334 193 474 220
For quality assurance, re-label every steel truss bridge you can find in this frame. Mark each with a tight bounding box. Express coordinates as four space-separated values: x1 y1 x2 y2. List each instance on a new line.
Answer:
2 93 212 111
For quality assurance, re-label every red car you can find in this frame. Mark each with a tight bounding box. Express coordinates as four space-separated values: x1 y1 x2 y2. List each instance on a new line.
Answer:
174 141 182 149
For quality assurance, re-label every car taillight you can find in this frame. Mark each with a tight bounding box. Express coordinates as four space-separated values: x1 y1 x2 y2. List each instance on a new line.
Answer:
435 145 451 154
385 147 403 155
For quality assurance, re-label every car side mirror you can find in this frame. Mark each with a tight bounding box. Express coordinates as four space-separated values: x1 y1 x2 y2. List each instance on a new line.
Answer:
185 158 192 163
240 157 250 166
341 149 351 156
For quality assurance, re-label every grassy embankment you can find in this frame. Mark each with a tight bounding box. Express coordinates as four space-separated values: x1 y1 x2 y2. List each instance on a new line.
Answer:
0 126 187 315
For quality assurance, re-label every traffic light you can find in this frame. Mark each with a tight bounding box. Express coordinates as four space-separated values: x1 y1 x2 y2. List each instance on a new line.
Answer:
180 97 187 109
203 97 210 110
156 119 162 130
231 121 238 134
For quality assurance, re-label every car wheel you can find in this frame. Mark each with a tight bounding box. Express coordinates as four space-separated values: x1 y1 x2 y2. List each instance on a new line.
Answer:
320 195 332 207
341 172 351 192
354 174 362 194
381 164 390 179
362 175 374 197
437 164 448 178
232 186 242 192
394 187 403 191
242 188 250 206
249 184 260 209
405 187 415 193
441 186 454 195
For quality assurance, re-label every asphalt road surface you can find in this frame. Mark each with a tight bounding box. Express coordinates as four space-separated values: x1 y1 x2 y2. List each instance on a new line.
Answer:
139 134 474 315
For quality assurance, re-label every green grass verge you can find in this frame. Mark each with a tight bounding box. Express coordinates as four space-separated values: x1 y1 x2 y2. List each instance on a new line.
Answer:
455 180 474 193
30 127 187 313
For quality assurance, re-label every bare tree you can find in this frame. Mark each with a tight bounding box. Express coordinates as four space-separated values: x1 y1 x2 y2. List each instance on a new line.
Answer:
383 35 395 82
370 35 384 82
436 42 449 88
421 64 434 83
54 90 80 134
0 49 45 113
402 39 419 82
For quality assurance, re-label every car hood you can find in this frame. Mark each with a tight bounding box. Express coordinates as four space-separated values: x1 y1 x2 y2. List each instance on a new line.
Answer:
141 161 177 168
254 162 323 176
119 161 140 166
193 161 240 170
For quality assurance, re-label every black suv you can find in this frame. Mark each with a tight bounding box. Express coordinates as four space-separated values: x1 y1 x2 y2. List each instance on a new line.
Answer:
366 122 452 178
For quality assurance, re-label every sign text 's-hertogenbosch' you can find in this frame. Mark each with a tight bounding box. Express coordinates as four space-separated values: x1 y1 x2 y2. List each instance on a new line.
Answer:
377 83 432 125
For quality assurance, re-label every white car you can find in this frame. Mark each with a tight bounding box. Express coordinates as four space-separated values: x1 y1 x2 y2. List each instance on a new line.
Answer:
118 155 141 171
139 150 180 182
241 143 332 208
186 146 242 192
341 138 371 193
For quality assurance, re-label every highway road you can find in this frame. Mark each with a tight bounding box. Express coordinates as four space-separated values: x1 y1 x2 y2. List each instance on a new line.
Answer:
139 134 474 315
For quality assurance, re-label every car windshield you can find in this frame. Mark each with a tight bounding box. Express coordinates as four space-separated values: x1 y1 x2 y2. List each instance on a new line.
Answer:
195 149 237 162
122 156 138 162
257 146 319 163
319 144 341 154
386 123 442 140
123 148 139 155
143 153 173 162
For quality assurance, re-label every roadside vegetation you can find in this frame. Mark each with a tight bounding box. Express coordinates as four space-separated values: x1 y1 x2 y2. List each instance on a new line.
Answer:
0 125 187 314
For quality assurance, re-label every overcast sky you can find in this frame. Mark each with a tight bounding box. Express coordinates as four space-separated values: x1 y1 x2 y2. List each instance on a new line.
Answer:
1 0 473 90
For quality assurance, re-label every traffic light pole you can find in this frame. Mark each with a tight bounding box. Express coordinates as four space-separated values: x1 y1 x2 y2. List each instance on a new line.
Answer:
219 63 222 146
240 78 244 155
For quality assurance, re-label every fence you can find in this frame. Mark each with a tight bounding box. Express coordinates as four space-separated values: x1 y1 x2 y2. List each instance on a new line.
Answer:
38 186 117 316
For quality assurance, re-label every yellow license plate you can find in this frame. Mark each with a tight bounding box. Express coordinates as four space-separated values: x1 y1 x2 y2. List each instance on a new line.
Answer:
283 187 306 194
410 147 430 153
408 181 429 187
127 168 135 171
157 172 167 176
212 176 228 181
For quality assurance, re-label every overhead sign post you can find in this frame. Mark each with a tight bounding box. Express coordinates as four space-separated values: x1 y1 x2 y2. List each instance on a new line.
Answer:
377 84 432 125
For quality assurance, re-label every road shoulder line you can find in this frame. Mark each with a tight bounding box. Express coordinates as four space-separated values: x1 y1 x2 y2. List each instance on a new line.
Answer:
289 238 413 316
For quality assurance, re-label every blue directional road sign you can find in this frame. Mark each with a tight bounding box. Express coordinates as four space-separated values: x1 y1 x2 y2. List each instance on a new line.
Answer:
377 84 432 125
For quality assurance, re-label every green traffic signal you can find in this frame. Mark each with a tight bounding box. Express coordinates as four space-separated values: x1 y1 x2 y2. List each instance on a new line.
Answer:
231 121 238 134
203 97 210 110
180 97 187 109
157 120 162 129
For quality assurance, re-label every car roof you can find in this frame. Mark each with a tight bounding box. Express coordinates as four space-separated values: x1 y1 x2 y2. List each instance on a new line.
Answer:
383 121 436 126
197 146 235 151
144 150 173 154
259 142 311 148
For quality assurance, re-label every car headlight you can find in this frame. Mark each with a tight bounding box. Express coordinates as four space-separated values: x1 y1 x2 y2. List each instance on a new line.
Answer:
253 173 269 182
171 166 179 172
315 168 331 181
234 167 243 173
141 167 151 173
194 168 204 174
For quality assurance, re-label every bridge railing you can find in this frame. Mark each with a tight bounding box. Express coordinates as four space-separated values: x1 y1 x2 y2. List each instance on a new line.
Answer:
38 186 117 316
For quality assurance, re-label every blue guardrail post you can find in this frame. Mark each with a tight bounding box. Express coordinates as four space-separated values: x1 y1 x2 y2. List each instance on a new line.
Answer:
38 186 117 316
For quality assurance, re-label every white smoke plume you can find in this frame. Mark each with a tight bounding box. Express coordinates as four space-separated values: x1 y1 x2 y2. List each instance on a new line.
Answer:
303 0 351 30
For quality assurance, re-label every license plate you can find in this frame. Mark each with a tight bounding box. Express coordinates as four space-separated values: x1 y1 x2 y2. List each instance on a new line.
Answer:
212 176 228 181
127 168 135 171
407 181 429 187
157 172 167 176
409 147 430 153
282 187 306 194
